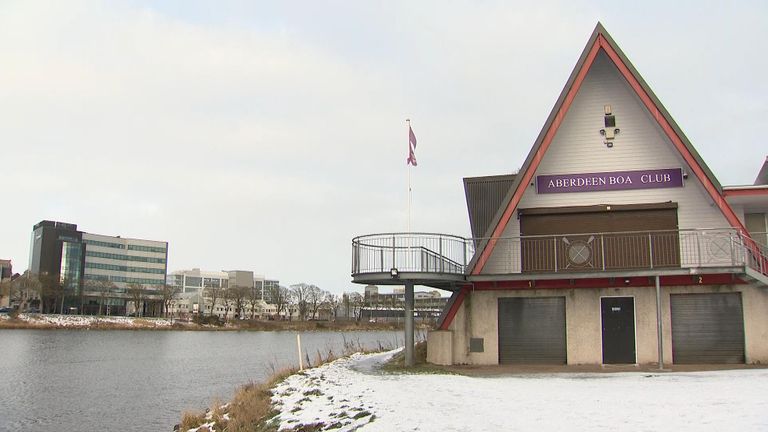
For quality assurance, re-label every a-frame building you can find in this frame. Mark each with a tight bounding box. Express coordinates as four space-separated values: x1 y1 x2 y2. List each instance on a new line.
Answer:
423 23 768 366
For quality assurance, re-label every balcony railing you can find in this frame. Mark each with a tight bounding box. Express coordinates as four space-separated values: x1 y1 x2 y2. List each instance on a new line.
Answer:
352 233 471 276
351 229 768 279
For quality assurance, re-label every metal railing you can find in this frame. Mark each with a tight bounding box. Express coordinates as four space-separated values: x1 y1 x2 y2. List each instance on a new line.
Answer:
352 233 471 276
351 229 768 277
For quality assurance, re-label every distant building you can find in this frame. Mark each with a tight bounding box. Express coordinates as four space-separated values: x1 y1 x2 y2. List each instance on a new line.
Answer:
29 220 168 315
0 259 11 280
360 285 448 322
168 268 229 294
168 268 279 300
0 259 11 307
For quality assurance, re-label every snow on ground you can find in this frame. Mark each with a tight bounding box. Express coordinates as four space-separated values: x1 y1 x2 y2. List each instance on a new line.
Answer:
272 350 768 431
2 313 174 327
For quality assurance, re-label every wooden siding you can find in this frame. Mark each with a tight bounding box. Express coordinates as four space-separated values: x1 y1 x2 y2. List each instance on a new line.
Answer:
481 51 729 275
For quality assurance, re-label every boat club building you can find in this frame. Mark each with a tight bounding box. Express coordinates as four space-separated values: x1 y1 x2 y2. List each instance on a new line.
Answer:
351 23 768 366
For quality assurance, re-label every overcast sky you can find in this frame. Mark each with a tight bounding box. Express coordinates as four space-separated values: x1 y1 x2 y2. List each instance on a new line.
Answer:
2 1 766 294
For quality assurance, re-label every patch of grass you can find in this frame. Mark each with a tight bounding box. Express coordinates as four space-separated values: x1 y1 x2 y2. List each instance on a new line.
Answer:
189 367 296 432
179 410 206 431
352 410 372 420
303 389 323 397
381 341 456 375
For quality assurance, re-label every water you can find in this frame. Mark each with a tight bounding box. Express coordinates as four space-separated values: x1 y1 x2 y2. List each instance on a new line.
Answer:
0 329 401 432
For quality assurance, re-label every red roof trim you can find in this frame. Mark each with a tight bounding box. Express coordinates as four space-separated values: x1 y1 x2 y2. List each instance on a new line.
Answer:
438 287 467 330
472 30 748 276
723 188 768 197
597 37 747 234
472 39 603 275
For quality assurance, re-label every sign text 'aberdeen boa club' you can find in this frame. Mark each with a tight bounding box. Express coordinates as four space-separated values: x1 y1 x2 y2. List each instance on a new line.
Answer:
536 168 684 194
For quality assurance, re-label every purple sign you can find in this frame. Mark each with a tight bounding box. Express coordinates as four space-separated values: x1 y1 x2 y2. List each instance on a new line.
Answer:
536 168 684 194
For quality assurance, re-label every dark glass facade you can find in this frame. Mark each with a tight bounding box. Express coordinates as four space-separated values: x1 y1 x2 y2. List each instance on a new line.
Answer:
29 220 86 311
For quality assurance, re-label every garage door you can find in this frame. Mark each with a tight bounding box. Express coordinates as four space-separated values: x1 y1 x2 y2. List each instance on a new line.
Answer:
519 203 680 272
498 297 566 364
671 293 745 364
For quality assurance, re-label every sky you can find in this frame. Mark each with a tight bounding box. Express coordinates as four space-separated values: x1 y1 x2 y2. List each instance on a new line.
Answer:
1 1 766 294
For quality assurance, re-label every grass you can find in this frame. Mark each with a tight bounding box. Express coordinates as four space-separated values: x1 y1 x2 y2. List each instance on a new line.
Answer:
178 366 296 432
381 341 454 375
177 335 401 431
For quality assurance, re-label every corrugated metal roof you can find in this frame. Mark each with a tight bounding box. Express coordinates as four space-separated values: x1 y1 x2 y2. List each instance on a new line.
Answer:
755 157 768 185
463 174 516 240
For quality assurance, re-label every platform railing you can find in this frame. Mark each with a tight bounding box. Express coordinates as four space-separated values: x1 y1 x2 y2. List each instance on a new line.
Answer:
352 229 768 277
352 233 472 276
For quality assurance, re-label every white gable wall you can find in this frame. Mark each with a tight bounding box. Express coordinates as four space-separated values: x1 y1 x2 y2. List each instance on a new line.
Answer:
482 51 730 275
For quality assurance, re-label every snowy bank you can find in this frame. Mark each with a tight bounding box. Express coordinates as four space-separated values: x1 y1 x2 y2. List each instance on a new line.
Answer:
269 350 768 431
0 313 178 329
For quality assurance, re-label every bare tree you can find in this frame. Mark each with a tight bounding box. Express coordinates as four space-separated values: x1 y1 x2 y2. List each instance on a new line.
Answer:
11 273 40 311
247 284 261 320
268 285 290 319
325 293 341 321
127 283 146 317
306 285 323 320
219 288 234 321
36 273 63 314
348 292 364 321
290 283 312 321
86 279 115 315
159 284 179 318
230 285 248 320
204 284 223 317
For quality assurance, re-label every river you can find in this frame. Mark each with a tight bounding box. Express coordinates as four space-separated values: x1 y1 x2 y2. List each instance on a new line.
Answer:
0 329 402 432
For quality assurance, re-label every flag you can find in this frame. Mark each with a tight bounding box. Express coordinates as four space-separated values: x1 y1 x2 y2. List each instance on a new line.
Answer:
407 125 417 166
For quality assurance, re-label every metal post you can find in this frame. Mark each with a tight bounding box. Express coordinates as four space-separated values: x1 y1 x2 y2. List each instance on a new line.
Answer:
655 275 664 370
392 235 396 270
648 233 654 269
404 281 415 367
553 237 558 272
600 234 606 271
439 235 443 273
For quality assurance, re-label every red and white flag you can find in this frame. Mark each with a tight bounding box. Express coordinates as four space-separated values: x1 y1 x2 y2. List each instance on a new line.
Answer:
407 126 417 166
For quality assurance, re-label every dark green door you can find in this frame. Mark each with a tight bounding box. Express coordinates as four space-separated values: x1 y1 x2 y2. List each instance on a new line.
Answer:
601 297 636 364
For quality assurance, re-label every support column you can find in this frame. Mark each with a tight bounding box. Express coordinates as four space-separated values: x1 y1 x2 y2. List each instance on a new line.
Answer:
405 281 415 367
655 275 664 369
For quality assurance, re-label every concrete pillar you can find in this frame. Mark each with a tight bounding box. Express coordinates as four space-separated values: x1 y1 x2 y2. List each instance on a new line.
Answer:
405 281 415 367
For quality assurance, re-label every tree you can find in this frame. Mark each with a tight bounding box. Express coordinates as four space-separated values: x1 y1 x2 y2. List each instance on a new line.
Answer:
290 283 311 321
348 292 364 321
11 273 41 311
219 288 234 321
325 293 341 321
159 284 180 318
268 285 290 319
247 284 261 320
204 284 223 317
229 285 248 318
127 283 146 317
306 285 323 320
85 279 115 316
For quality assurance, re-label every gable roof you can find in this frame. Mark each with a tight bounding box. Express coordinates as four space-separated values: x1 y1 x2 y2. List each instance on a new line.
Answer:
755 157 768 186
469 22 748 275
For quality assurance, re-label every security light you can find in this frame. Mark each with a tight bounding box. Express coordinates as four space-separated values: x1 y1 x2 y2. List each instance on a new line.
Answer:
390 268 399 279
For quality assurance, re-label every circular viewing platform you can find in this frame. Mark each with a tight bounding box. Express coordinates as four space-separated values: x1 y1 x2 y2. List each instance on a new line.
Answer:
351 233 470 289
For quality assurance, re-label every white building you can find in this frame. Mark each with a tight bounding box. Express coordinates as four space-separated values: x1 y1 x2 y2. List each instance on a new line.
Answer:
82 233 168 289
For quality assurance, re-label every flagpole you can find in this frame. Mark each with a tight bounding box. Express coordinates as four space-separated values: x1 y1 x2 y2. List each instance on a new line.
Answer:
406 119 412 235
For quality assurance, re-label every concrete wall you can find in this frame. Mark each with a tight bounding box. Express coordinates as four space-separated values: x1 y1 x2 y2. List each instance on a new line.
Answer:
432 283 768 366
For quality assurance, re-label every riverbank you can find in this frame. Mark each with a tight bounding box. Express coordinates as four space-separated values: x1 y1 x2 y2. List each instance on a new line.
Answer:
185 347 768 432
0 313 407 331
